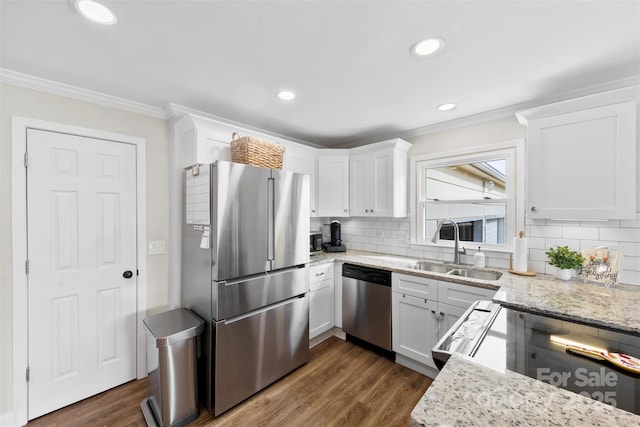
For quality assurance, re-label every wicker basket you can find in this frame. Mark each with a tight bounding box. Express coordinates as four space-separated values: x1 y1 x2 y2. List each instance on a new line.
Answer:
230 132 284 170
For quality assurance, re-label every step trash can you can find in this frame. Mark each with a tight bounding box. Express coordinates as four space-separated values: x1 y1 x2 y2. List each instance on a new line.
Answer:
140 308 204 427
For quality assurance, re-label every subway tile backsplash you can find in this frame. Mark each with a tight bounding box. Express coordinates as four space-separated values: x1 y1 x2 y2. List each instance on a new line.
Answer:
312 213 640 286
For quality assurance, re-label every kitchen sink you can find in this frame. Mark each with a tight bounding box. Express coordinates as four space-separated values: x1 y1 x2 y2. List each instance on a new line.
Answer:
411 261 503 281
412 261 451 274
446 268 503 281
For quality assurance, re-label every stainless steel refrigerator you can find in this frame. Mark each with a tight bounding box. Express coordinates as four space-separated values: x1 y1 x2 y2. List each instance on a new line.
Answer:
181 160 310 416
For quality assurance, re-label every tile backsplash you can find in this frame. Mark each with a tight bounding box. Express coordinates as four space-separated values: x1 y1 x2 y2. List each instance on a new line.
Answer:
311 214 640 286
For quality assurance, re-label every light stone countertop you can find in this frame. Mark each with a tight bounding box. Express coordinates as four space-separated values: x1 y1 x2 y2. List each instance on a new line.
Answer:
410 353 640 427
310 249 640 335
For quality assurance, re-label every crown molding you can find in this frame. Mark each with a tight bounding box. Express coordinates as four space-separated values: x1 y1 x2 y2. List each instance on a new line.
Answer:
166 102 321 148
0 68 167 119
359 75 640 145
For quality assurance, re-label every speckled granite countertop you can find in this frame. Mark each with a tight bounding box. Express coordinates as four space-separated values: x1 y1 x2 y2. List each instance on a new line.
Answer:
310 249 640 335
411 354 640 427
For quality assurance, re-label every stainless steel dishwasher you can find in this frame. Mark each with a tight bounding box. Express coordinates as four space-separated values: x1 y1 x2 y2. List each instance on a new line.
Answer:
342 263 392 351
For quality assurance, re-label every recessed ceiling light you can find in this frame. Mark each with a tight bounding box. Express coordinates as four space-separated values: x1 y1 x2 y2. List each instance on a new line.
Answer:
437 103 457 111
410 37 445 57
72 0 117 25
276 90 296 101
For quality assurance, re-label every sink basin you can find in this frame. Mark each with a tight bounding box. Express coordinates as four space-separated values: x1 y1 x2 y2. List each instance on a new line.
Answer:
411 260 503 281
446 268 503 281
412 261 451 274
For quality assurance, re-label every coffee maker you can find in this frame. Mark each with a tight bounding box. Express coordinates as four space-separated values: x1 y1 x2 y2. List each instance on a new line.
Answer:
323 220 346 252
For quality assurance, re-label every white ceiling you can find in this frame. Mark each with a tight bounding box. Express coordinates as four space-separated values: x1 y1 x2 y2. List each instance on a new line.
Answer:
1 0 639 147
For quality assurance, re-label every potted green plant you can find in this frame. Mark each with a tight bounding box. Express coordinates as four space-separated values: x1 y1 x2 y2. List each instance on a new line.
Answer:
545 245 585 280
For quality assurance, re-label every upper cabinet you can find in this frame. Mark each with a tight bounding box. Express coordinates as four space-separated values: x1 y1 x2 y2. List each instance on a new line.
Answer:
349 139 412 217
318 150 350 217
285 145 318 216
517 87 637 220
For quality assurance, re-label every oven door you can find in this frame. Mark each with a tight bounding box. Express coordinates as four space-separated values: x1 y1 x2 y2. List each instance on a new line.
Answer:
435 302 640 416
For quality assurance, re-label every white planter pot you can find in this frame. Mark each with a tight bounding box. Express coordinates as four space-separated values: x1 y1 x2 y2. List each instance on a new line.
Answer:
555 268 573 280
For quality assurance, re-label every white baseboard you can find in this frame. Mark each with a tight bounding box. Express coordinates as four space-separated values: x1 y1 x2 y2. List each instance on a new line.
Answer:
331 327 346 340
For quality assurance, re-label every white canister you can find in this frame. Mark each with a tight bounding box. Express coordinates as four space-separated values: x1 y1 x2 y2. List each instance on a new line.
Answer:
474 247 486 268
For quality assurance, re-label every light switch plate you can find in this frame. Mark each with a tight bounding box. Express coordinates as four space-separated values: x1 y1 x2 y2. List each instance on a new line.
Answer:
148 240 166 256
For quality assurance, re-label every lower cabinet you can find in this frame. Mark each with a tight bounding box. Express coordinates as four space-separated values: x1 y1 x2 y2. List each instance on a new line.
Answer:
392 273 496 373
309 263 335 339
392 292 438 367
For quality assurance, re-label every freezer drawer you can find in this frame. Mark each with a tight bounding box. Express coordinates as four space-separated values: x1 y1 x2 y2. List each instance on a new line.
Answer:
212 294 309 416
213 266 309 320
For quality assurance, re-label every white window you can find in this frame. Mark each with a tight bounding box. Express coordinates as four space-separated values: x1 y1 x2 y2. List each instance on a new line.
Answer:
411 141 524 252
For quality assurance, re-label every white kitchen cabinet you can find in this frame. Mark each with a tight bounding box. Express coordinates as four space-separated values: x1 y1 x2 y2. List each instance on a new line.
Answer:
349 139 412 217
333 261 343 328
309 263 335 339
317 150 350 217
517 88 637 220
285 145 318 216
392 272 497 372
173 113 234 167
392 292 438 368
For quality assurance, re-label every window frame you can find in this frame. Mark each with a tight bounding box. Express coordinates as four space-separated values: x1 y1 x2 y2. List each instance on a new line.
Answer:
410 139 525 253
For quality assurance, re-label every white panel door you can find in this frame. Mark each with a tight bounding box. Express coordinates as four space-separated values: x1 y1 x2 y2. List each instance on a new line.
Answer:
27 129 137 419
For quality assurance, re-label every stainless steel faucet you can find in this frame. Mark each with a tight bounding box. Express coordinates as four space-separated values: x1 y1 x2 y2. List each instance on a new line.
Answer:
431 219 466 265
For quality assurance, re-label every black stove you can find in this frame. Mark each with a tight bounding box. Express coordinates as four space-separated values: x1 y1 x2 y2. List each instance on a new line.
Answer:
434 302 640 416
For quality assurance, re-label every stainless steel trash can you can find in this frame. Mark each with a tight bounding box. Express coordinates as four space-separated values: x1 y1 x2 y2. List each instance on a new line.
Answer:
140 308 204 427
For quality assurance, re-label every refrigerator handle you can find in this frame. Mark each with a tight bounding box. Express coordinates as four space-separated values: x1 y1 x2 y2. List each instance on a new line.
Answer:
267 177 275 262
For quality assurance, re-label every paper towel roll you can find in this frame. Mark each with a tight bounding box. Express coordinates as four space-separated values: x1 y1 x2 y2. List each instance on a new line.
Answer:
514 233 528 272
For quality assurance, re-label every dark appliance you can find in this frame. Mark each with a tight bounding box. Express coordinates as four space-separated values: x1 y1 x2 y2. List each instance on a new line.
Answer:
433 301 640 416
342 264 392 351
310 232 323 254
323 220 346 252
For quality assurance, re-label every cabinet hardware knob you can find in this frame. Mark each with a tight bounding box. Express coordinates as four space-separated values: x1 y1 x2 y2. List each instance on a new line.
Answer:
439 311 444 316
530 206 537 212
315 272 324 276
312 209 316 213
365 209 368 213
431 309 436 314
344 209 348 212
371 209 373 213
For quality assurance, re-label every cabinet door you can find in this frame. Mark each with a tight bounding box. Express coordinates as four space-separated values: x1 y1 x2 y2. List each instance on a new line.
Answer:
309 280 334 339
436 302 467 340
526 101 636 219
392 292 438 369
318 154 349 217
286 147 318 216
349 153 371 216
370 149 394 217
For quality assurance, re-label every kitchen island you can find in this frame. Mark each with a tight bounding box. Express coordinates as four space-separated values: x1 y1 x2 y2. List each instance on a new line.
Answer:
311 250 640 424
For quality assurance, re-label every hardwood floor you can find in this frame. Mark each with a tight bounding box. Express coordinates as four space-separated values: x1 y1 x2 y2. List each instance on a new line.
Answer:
28 337 432 426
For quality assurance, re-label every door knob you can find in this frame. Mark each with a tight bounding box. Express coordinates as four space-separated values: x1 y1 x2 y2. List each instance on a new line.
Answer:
123 270 133 279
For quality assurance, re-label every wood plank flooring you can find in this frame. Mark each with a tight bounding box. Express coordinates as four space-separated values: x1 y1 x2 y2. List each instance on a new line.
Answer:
28 337 432 426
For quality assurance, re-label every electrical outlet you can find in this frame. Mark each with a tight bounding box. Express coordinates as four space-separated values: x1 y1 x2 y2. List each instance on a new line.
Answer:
148 240 166 256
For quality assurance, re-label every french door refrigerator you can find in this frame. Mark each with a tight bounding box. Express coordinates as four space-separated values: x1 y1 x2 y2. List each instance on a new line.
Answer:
181 160 310 416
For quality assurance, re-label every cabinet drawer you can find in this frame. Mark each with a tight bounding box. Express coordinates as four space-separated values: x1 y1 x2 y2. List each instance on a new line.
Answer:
392 273 438 300
438 281 496 309
310 263 334 289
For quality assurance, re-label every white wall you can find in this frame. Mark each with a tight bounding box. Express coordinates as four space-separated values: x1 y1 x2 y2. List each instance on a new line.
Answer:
0 83 171 418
